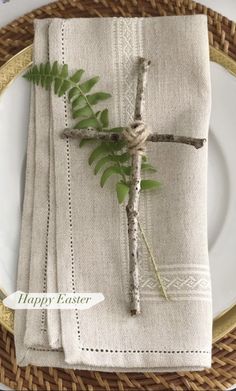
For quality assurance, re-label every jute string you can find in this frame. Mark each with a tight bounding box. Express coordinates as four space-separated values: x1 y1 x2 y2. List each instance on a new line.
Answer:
122 120 150 156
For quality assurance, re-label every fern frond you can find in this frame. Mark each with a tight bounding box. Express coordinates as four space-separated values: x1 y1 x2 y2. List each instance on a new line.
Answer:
24 61 107 131
24 61 159 203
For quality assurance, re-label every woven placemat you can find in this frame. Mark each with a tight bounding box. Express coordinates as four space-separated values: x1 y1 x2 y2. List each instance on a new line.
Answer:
0 0 236 67
0 0 236 390
0 324 236 390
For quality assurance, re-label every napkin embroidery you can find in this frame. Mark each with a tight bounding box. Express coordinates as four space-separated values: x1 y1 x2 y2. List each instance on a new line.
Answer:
61 21 81 341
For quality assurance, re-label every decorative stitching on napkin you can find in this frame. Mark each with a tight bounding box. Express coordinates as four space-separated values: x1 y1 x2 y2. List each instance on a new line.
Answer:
112 17 130 305
29 347 210 354
139 264 211 300
41 34 51 334
61 20 80 341
40 190 50 333
80 348 210 354
136 18 155 302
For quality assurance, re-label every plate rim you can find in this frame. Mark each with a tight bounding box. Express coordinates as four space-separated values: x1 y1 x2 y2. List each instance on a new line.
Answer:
0 44 236 343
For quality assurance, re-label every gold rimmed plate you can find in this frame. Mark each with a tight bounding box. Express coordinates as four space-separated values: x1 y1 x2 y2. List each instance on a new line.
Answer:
0 45 236 342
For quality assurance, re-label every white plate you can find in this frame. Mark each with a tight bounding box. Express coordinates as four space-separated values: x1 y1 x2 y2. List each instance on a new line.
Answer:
0 60 236 318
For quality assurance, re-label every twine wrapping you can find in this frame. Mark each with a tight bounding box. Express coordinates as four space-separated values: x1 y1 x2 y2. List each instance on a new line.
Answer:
122 120 150 156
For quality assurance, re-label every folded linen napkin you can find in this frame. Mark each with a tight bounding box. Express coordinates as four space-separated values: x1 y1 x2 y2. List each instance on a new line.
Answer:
15 15 212 371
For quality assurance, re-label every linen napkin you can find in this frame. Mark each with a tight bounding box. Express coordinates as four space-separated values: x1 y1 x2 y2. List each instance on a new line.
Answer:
15 15 212 371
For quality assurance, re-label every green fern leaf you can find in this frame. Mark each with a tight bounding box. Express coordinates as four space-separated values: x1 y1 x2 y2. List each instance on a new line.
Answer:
75 117 100 129
35 74 40 85
31 65 38 74
45 62 51 74
41 75 46 87
70 69 84 83
100 109 109 128
23 71 30 81
79 76 99 93
51 61 59 76
58 80 72 97
141 179 161 190
60 64 68 78
94 153 129 175
108 140 126 152
39 63 45 75
94 156 112 175
45 75 53 90
113 152 130 163
88 144 108 165
73 105 93 119
72 95 87 110
27 66 40 85
100 166 123 188
122 166 131 176
68 86 80 101
116 181 130 204
54 77 62 94
141 163 157 172
87 92 111 105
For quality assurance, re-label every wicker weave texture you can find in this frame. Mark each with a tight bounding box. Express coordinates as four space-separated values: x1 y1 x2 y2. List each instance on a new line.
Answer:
0 0 236 390
0 0 236 67
0 324 236 390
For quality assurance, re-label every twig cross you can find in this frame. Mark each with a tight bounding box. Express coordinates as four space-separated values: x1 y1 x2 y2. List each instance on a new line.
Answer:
63 57 206 316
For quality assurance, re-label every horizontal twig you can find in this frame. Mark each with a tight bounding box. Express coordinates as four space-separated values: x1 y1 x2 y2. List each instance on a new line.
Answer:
62 128 206 149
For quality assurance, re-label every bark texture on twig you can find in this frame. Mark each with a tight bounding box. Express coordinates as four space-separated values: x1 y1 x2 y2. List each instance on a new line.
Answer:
125 58 151 316
63 128 206 149
148 134 206 149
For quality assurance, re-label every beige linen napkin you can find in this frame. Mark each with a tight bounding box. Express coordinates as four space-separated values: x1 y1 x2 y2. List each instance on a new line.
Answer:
15 15 212 371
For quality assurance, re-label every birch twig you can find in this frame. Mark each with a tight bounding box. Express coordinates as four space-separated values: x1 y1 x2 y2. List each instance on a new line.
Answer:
63 128 206 149
125 58 151 316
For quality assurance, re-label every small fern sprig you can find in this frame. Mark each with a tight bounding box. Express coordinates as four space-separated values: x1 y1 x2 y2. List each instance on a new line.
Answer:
24 61 160 204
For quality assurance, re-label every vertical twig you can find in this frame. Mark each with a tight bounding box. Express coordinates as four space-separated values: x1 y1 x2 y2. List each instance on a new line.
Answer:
126 58 151 316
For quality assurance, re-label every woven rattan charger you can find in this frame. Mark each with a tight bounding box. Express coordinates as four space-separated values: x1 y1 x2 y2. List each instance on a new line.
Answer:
0 1 236 390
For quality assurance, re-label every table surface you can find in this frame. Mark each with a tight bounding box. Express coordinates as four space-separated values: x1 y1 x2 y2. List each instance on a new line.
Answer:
0 1 235 390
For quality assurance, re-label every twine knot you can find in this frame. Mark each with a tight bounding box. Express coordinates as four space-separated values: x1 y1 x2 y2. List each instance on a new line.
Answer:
122 120 150 156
